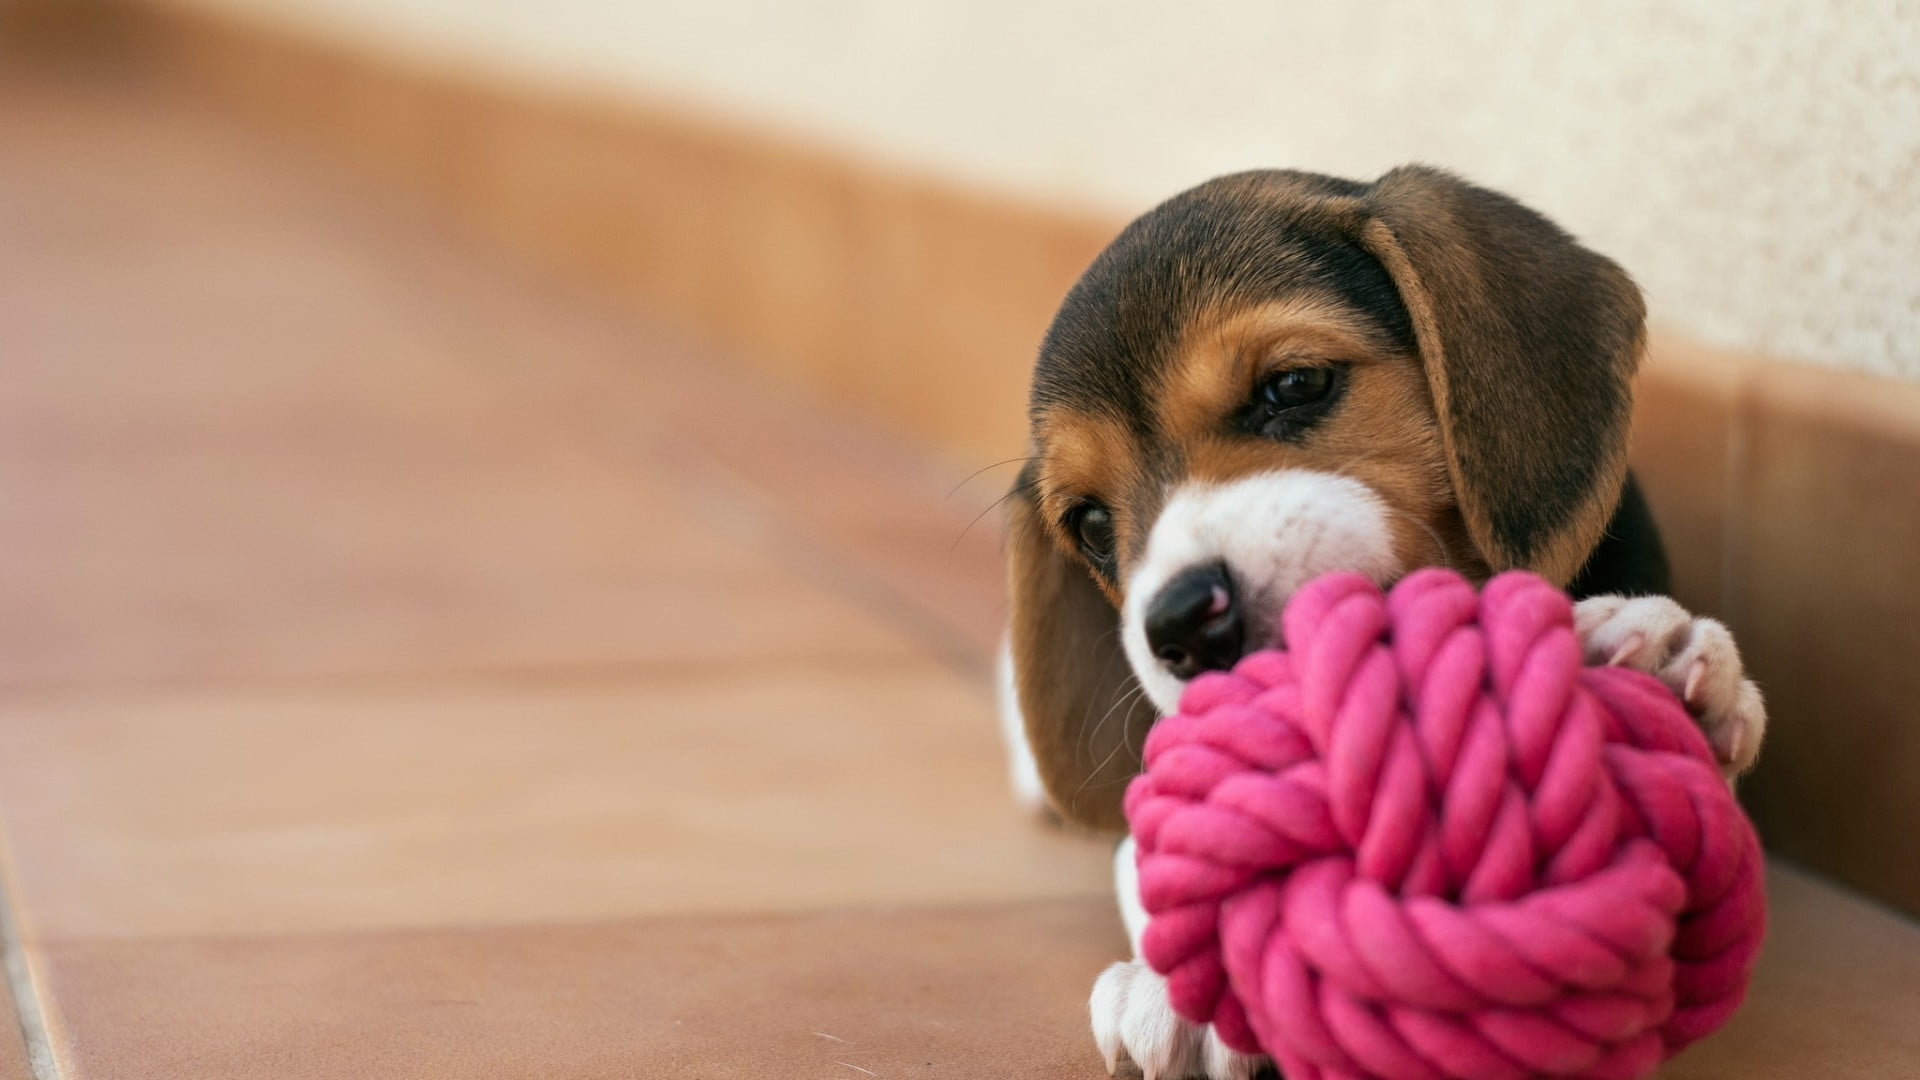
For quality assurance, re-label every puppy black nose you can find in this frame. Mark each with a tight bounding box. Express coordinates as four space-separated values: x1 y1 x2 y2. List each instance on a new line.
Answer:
1144 562 1244 680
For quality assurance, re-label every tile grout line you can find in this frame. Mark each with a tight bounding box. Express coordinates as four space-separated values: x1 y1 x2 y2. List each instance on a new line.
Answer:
354 230 1004 695
659 440 996 690
0 650 936 707
0 838 60 1080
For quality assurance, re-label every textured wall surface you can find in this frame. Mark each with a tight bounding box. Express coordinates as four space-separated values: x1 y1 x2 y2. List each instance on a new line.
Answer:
172 0 1920 377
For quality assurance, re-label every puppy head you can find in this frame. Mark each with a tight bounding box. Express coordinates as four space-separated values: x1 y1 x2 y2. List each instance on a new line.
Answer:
1007 167 1645 829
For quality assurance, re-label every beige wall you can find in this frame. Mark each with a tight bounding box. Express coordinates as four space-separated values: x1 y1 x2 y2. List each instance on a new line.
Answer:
171 0 1920 379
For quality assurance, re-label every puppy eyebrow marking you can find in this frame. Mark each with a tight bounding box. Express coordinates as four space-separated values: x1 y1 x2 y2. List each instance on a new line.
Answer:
1154 293 1385 446
1032 410 1136 526
1032 173 1413 444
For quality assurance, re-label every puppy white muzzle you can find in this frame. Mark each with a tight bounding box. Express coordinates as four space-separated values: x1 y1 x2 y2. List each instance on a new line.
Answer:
1121 470 1401 713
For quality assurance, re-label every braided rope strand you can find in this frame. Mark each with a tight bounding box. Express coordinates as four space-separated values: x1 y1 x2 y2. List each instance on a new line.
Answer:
1126 569 1765 1080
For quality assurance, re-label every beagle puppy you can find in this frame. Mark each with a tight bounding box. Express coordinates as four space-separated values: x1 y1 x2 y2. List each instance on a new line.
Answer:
996 167 1766 1080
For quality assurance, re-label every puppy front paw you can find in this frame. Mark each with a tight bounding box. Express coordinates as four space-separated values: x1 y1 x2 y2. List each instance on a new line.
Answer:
1089 961 1267 1080
1574 594 1767 776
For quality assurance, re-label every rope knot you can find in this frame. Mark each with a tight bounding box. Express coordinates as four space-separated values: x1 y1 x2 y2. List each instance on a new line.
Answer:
1125 569 1765 1079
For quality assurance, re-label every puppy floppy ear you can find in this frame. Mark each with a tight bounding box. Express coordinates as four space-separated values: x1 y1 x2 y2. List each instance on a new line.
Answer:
1355 165 1646 584
1005 465 1153 832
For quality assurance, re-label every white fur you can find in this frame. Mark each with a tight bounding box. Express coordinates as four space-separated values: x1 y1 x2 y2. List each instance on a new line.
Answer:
1093 836 1270 1079
1122 470 1401 713
996 634 1053 817
1112 836 1148 955
1091 961 1241 1080
1574 594 1767 775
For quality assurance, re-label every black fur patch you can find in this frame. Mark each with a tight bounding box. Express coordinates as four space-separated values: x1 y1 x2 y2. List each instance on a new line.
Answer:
1567 473 1671 599
1031 172 1412 440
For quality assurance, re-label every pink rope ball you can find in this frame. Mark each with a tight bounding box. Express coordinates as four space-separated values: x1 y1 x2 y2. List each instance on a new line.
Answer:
1126 568 1766 1080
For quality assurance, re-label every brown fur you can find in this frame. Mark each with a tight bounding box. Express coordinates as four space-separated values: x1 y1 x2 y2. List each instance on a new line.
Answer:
1009 166 1646 830
1352 169 1645 583
1007 477 1155 828
1161 298 1475 575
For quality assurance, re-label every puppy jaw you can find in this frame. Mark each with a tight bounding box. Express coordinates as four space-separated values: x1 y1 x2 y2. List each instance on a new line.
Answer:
1121 470 1404 713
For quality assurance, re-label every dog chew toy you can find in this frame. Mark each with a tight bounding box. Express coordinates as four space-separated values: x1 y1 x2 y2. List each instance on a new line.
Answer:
1126 568 1765 1080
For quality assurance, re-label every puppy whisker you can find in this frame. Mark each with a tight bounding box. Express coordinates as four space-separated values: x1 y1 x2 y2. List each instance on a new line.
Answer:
1075 625 1131 753
1378 502 1455 570
945 455 1034 501
1118 683 1151 758
952 477 1038 553
1072 682 1149 808
1073 627 1140 772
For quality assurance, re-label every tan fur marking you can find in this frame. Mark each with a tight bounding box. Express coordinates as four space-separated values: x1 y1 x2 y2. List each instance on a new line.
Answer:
1033 411 1141 605
1155 295 1374 445
1155 298 1480 574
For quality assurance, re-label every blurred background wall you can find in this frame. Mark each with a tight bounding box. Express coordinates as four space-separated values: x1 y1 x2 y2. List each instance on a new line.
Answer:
151 0 1920 380
4 0 1919 918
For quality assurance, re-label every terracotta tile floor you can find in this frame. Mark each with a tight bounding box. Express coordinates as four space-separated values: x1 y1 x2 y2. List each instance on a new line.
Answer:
0 66 1116 1078
4 63 1920 1080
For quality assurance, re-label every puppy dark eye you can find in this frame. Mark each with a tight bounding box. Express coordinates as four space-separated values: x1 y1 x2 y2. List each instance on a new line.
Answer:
1066 502 1116 566
1243 365 1344 440
1261 367 1337 411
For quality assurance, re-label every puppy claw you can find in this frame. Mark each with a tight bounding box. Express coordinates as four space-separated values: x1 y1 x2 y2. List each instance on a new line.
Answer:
1575 595 1767 778
1607 633 1646 667
1683 656 1710 708
1719 722 1745 773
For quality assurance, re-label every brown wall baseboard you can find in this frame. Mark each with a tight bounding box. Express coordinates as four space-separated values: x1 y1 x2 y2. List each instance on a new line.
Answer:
10 1 1920 917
